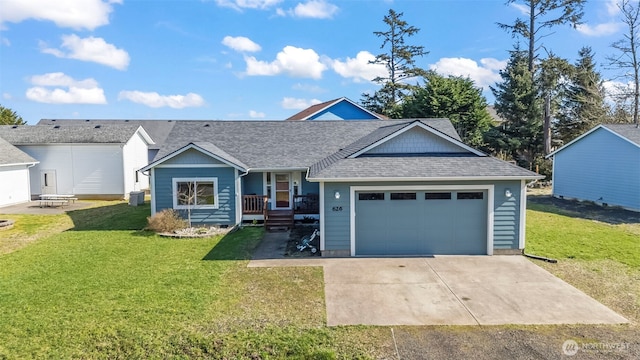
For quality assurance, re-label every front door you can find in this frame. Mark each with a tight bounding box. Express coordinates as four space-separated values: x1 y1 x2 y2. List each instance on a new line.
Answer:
41 170 57 194
274 173 291 209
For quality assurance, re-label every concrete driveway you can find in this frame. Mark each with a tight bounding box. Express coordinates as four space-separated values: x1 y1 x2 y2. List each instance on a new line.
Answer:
248 256 628 326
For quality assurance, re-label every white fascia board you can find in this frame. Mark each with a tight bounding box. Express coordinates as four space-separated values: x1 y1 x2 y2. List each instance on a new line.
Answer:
140 143 245 172
134 126 155 145
0 161 39 168
348 121 485 158
546 124 605 158
248 167 308 172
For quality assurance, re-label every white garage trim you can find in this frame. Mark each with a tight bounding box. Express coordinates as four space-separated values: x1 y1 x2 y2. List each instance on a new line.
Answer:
349 184 495 256
519 179 527 249
319 182 326 251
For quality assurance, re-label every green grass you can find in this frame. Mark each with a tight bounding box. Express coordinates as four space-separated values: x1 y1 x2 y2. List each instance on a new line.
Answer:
526 203 640 268
0 203 387 359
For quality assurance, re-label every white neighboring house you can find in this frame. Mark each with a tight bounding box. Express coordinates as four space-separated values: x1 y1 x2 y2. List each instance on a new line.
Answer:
0 136 39 207
0 124 154 200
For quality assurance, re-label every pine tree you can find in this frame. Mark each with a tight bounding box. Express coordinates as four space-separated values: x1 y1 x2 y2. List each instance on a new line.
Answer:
402 71 493 148
0 105 26 125
361 9 428 117
489 47 543 170
556 47 608 143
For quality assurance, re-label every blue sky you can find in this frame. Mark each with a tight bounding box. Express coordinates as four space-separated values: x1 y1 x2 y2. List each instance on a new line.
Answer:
0 0 627 124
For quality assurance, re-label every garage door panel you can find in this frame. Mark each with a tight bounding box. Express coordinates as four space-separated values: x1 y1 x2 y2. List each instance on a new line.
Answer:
355 189 488 256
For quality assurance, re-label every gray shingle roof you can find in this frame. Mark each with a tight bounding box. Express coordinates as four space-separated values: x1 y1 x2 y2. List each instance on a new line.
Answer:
149 118 539 180
0 136 37 166
191 142 249 170
154 119 460 169
0 124 145 144
308 155 541 179
37 119 173 149
604 124 640 145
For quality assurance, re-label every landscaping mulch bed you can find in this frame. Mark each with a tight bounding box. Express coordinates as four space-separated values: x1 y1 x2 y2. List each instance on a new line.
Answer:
285 225 321 257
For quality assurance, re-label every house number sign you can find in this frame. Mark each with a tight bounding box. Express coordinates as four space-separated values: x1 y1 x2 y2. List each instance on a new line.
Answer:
332 206 343 211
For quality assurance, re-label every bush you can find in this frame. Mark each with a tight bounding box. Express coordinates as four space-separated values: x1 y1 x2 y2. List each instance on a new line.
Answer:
146 209 188 233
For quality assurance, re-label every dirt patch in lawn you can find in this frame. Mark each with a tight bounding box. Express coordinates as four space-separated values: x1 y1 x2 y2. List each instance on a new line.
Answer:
528 193 640 225
285 225 321 257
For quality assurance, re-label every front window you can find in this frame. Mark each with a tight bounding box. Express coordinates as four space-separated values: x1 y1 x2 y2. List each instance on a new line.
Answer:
173 178 218 209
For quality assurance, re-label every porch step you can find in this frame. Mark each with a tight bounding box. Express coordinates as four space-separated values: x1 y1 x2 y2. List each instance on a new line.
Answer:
265 210 294 231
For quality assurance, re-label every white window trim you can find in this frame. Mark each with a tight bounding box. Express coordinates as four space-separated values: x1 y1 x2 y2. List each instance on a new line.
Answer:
172 177 219 210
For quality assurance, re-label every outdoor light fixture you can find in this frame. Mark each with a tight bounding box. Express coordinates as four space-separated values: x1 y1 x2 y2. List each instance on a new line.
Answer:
334 191 341 200
505 189 513 198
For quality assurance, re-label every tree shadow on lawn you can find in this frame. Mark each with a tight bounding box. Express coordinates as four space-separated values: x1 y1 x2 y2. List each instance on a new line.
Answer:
528 194 640 225
202 227 263 261
66 202 152 232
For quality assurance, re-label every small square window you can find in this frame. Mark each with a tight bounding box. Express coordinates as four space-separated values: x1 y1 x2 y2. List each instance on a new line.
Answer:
358 192 385 200
391 192 416 200
457 192 484 200
425 192 452 200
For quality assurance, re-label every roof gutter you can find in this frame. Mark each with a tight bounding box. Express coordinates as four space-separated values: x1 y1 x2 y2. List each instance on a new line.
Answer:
306 175 545 182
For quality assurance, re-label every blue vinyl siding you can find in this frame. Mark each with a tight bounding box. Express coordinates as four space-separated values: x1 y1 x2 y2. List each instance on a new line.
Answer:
322 180 523 253
163 148 226 165
243 172 263 195
553 128 640 211
301 174 319 195
492 181 522 249
310 101 378 120
154 167 236 225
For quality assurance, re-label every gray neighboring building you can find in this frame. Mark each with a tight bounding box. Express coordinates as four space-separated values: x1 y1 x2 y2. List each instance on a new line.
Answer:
0 136 38 207
547 124 640 212
0 124 153 200
142 119 543 257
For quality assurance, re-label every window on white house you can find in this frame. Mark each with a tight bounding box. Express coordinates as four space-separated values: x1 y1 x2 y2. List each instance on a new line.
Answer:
173 178 218 209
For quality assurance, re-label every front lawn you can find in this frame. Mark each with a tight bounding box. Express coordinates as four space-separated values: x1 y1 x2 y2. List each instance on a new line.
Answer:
0 203 388 359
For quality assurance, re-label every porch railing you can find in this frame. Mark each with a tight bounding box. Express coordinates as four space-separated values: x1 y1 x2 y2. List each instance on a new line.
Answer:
241 194 319 215
293 194 319 214
242 195 268 215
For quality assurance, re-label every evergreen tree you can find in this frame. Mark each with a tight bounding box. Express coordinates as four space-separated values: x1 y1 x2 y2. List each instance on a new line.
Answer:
0 104 26 125
556 47 608 143
402 71 493 148
361 9 428 117
489 47 543 170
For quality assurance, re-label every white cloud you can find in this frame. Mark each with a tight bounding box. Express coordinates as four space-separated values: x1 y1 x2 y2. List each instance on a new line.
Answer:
0 0 121 30
3 93 13 100
40 34 130 70
606 0 620 16
603 80 634 102
249 110 266 118
26 72 107 104
331 51 387 83
510 3 530 15
281 97 321 109
429 57 506 89
576 22 622 37
244 46 327 79
1 37 10 46
222 36 261 52
291 1 338 19
215 0 282 11
118 90 205 109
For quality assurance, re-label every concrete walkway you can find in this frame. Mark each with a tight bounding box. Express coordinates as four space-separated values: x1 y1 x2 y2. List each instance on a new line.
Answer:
249 256 628 326
0 201 92 215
